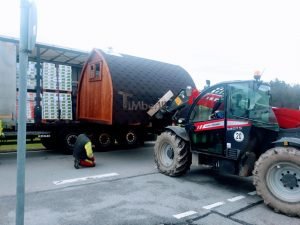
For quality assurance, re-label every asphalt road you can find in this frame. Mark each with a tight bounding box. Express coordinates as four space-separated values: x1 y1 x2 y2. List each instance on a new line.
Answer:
0 143 299 225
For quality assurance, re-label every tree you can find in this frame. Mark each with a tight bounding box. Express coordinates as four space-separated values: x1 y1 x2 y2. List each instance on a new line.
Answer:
270 79 300 109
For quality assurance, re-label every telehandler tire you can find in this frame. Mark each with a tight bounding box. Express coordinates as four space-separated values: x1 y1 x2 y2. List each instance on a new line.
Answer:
253 147 300 217
154 131 191 177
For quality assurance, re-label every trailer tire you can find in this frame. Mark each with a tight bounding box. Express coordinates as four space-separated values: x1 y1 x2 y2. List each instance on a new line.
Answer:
125 130 138 146
154 131 191 177
59 130 79 154
119 129 140 147
253 147 300 217
95 132 113 150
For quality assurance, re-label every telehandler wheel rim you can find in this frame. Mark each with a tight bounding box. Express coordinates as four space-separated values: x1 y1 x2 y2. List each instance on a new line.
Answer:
267 162 300 203
161 143 174 167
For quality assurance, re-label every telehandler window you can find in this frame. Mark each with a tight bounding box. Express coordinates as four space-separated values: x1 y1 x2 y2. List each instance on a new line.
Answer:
228 82 279 130
190 86 225 122
228 83 250 118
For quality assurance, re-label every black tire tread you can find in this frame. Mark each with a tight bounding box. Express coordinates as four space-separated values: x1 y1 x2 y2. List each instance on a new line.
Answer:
253 147 300 217
154 131 191 177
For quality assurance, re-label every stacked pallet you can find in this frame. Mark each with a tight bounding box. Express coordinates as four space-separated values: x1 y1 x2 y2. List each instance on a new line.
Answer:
42 92 59 120
16 61 37 89
42 62 57 90
58 65 72 91
16 61 37 123
15 61 73 121
16 92 36 123
42 62 73 120
59 93 72 120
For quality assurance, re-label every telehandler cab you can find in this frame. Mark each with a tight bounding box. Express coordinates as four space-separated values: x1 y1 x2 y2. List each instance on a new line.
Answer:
154 78 300 216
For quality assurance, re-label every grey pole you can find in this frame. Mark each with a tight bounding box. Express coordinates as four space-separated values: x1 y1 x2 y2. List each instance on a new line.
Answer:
16 0 29 224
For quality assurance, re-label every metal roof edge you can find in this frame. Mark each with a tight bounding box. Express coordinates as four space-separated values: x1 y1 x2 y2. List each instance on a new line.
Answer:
0 35 89 55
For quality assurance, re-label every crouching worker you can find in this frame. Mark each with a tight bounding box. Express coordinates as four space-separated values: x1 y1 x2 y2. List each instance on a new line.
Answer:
73 133 95 169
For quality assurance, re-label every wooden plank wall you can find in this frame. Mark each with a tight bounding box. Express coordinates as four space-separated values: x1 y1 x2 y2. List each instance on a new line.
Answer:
77 51 113 124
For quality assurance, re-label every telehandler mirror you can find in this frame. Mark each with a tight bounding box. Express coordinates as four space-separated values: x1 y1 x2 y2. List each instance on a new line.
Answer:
206 80 211 87
186 86 192 97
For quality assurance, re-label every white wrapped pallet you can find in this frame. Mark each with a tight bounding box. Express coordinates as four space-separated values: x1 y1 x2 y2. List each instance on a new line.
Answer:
16 61 37 89
59 93 72 120
42 63 72 91
16 92 36 123
28 61 36 79
58 82 72 91
43 62 56 70
58 64 72 91
42 62 57 90
42 92 59 120
41 63 73 120
43 82 57 90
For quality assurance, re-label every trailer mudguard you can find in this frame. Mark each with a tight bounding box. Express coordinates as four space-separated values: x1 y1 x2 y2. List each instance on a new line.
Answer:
165 126 190 142
273 137 300 148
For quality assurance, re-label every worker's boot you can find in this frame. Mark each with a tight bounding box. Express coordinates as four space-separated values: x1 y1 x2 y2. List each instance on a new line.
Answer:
74 159 80 169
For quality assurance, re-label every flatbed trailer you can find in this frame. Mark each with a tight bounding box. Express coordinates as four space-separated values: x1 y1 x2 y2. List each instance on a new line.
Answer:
0 36 195 153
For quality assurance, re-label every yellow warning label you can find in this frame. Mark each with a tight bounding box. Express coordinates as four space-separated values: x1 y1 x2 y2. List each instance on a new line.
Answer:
175 97 182 106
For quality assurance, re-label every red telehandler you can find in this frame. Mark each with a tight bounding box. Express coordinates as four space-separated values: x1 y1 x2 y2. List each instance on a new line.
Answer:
152 78 300 217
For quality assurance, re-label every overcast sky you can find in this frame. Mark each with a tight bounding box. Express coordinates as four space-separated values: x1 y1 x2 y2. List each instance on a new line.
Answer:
1 0 299 89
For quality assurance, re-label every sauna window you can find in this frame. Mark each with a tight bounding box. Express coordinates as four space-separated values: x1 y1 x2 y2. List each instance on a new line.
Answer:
95 63 100 78
89 62 102 81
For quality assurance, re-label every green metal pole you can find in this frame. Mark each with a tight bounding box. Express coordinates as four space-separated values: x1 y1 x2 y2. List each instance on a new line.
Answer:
16 0 29 224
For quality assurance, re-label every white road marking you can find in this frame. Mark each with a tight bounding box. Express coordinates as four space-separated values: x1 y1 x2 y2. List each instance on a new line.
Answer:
227 195 245 202
53 173 119 185
202 201 225 210
173 191 258 218
173 211 197 219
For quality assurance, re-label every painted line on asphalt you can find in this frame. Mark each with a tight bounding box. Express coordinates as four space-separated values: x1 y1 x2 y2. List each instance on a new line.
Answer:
172 191 261 219
53 173 119 185
202 201 225 210
227 195 245 202
173 210 197 219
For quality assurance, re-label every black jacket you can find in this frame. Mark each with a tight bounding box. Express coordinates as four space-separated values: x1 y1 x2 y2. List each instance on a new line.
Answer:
73 134 90 160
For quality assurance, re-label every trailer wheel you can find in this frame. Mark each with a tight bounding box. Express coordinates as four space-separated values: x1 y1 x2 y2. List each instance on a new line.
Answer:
125 130 138 145
95 132 113 150
154 131 191 177
253 147 300 217
118 129 140 147
59 130 79 154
